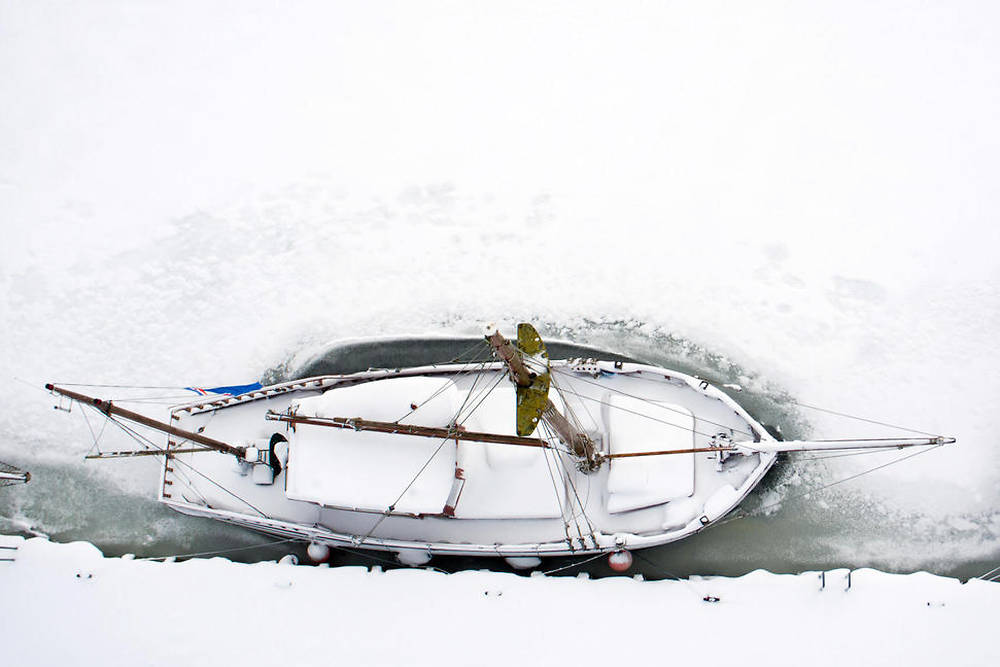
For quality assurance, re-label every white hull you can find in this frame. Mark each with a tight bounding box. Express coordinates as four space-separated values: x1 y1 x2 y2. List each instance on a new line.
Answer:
158 360 778 560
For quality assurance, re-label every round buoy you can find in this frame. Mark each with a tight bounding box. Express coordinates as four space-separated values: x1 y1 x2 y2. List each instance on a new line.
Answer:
608 549 633 572
307 542 331 564
278 554 299 566
394 549 432 566
504 556 542 570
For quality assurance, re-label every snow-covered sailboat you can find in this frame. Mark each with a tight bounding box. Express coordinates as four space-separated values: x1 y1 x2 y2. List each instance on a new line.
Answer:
45 324 954 567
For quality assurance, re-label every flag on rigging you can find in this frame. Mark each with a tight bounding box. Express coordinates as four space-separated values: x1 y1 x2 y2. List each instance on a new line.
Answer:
185 382 263 397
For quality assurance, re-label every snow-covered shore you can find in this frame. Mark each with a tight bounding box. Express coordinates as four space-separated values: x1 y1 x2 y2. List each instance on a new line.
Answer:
1 534 996 667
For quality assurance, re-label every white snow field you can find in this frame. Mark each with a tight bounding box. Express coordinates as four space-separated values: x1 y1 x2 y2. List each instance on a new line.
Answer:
1 535 997 667
1 1 999 663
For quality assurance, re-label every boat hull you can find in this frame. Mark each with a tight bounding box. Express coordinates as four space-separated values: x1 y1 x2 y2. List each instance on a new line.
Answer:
159 360 778 560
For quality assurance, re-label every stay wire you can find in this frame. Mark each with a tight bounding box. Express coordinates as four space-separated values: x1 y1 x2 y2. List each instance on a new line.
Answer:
391 348 493 424
542 420 597 547
632 551 707 597
789 400 941 437
715 444 945 528
541 551 608 576
137 537 303 561
541 421 586 546
551 368 755 439
92 405 269 518
551 382 728 441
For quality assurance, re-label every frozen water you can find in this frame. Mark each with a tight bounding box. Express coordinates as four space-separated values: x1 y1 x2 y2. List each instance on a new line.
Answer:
1 2 998 577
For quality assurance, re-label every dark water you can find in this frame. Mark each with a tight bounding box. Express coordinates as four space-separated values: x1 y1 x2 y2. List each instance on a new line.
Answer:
2 330 992 579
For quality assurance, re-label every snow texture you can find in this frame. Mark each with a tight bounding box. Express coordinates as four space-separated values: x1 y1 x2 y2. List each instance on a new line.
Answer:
1 2 998 574
1 535 997 667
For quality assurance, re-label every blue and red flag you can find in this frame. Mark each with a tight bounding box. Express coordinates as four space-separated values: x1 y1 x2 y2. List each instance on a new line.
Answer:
185 382 263 397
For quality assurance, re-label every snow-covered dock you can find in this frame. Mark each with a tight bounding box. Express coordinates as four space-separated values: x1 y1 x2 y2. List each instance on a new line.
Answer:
1 535 996 667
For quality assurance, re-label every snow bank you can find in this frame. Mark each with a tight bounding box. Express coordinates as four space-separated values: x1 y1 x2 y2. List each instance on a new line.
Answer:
1 535 996 667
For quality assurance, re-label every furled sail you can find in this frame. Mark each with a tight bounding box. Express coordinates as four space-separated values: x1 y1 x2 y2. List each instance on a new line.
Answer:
514 322 551 437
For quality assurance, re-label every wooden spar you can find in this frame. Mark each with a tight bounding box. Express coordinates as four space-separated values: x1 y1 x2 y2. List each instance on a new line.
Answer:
265 412 555 449
266 412 742 459
606 446 736 459
738 436 954 454
609 437 954 459
485 330 533 387
45 384 246 457
84 448 214 460
486 325 599 467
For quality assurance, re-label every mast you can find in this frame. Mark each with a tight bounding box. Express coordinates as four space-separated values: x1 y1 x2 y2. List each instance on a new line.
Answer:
486 324 599 469
45 384 246 458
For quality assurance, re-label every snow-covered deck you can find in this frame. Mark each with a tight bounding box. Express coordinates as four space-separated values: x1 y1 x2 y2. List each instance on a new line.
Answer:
162 360 776 557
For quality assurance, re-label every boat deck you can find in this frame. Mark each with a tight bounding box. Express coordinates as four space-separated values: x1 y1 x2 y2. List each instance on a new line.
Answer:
162 361 776 557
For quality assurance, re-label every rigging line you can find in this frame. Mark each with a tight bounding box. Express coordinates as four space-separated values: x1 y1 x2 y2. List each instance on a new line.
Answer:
360 370 501 543
77 398 108 456
48 383 191 389
168 455 269 519
550 371 599 441
168 463 212 506
391 356 491 424
540 551 609 576
137 537 303 561
553 369 754 438
789 448 910 464
548 372 588 436
95 408 270 518
543 421 596 545
540 421 581 539
356 432 456 548
556 424 595 533
551 367 757 439
540 421 582 544
715 444 945 529
455 370 507 425
788 400 942 437
975 564 1000 581
444 338 494 365
15 376 62 394
105 395 203 403
540 429 572 543
632 551 706 596
450 361 490 423
326 542 451 574
552 383 728 441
